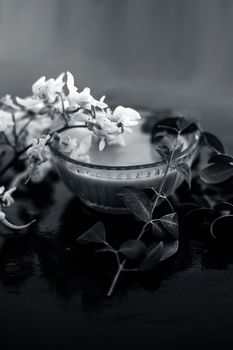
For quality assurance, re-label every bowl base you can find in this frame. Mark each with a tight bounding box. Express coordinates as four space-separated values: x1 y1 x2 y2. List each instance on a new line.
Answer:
79 197 131 215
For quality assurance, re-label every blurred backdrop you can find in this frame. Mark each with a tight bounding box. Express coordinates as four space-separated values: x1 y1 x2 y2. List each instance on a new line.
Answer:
0 0 233 146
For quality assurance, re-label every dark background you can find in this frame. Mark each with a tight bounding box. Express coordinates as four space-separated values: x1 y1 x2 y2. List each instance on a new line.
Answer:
1 1 233 349
1 0 233 149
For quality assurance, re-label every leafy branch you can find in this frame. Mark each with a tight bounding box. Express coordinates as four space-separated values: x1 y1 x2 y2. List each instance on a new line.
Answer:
76 128 186 296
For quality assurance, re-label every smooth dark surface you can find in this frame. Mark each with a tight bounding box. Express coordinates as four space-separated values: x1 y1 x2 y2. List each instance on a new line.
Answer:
1 110 233 350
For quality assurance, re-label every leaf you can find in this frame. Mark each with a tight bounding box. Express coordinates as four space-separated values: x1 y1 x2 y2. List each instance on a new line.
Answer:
118 187 152 222
76 222 106 244
96 246 116 254
173 143 184 158
183 208 217 223
156 125 178 135
180 122 198 135
159 213 179 239
200 162 233 184
208 154 233 164
213 202 233 216
153 117 180 128
119 240 147 260
99 138 105 151
151 221 166 241
156 144 171 161
153 134 174 149
202 132 225 154
160 240 179 261
176 163 192 188
210 215 233 241
181 208 218 240
79 134 92 155
139 242 164 271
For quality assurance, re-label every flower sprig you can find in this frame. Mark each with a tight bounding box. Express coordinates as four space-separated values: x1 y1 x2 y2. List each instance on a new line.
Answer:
0 71 141 183
0 185 35 230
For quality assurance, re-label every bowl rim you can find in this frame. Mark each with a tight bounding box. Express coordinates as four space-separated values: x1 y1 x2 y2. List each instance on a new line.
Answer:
49 128 200 171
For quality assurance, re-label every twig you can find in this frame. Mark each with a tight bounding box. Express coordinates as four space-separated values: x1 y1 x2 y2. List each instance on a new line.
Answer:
11 112 18 149
107 219 153 296
152 132 180 214
0 124 87 177
107 133 181 296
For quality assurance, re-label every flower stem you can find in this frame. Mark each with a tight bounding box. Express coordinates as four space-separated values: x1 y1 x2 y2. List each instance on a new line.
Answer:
107 133 180 297
0 124 87 177
107 219 153 296
12 112 18 150
107 259 126 297
151 132 180 214
57 92 69 126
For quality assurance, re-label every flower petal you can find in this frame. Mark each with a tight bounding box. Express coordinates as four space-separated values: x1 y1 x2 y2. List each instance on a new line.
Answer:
79 134 92 155
32 76 46 95
99 138 106 151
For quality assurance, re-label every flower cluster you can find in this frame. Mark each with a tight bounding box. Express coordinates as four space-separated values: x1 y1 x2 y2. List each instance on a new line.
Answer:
0 185 16 207
15 71 141 152
26 136 52 182
0 71 141 185
0 185 35 230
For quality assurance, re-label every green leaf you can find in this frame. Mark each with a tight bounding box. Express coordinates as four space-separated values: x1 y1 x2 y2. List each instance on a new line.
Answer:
176 163 192 188
180 122 198 135
153 134 174 149
200 162 233 184
153 117 180 129
173 143 184 158
208 154 233 164
119 240 147 260
160 240 179 261
139 242 164 271
96 246 116 254
202 132 225 154
156 144 171 161
182 207 217 229
76 222 106 244
159 213 179 239
210 215 233 240
152 118 180 137
213 202 233 216
151 221 166 241
118 187 152 222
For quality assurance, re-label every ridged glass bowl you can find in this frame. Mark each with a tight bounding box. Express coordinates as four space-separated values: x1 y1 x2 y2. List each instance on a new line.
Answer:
50 128 200 214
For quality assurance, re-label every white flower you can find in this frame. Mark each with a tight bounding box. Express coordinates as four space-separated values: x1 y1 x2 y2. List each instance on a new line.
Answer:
32 73 65 103
70 142 90 163
67 86 92 110
0 110 14 132
0 95 21 111
66 71 78 95
16 74 65 112
30 160 53 183
0 186 16 207
89 114 123 151
26 136 51 183
23 116 52 145
66 71 108 110
56 132 92 163
16 96 45 113
0 211 5 221
111 106 141 126
53 134 78 154
27 136 51 164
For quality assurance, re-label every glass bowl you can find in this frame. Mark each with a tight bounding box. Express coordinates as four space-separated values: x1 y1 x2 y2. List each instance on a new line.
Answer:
50 129 200 214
